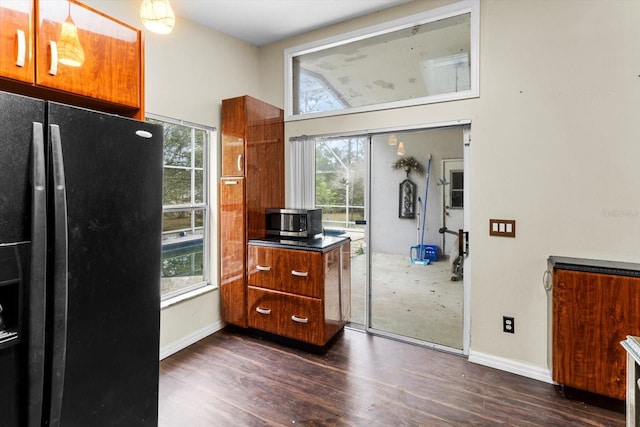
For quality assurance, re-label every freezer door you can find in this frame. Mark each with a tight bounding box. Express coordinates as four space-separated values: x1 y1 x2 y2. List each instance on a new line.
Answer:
47 103 163 427
0 91 45 427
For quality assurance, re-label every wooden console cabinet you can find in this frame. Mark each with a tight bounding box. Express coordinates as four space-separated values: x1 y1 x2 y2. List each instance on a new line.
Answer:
247 238 351 346
219 95 284 327
549 256 640 400
0 0 143 118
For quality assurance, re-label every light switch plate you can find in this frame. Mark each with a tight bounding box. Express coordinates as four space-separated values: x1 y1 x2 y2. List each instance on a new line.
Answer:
489 219 516 237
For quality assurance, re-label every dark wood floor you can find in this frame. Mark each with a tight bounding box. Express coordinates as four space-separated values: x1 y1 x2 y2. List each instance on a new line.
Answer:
159 328 625 426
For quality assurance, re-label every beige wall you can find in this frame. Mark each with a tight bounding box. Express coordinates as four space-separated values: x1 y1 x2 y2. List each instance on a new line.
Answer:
84 0 640 378
259 0 640 377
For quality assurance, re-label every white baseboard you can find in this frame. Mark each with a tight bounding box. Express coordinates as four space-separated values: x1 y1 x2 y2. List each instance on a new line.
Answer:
159 320 224 360
468 350 555 384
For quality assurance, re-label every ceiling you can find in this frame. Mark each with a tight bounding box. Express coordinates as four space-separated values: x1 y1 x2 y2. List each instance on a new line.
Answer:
171 0 412 47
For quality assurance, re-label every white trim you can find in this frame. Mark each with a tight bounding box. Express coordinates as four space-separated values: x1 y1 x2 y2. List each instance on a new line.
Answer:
284 0 480 120
462 125 471 356
159 318 224 360
161 283 217 309
468 350 555 384
289 119 472 142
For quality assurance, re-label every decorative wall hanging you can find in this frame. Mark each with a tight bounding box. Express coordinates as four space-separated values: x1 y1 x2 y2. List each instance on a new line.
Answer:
392 156 425 178
392 156 425 219
399 179 417 218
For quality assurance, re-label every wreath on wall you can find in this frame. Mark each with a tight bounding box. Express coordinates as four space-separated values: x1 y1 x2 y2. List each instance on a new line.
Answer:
392 156 425 178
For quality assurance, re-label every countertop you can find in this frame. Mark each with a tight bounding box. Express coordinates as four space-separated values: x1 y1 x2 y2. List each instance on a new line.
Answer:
248 235 350 253
548 256 640 278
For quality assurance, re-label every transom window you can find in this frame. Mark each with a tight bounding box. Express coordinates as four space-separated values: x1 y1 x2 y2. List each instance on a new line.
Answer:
147 114 213 301
285 0 479 120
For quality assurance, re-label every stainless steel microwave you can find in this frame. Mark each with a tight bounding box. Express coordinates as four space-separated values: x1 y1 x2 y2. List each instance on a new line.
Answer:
265 208 323 238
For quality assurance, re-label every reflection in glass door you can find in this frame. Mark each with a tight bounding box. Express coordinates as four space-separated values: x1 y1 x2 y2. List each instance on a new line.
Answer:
368 128 464 351
314 137 367 327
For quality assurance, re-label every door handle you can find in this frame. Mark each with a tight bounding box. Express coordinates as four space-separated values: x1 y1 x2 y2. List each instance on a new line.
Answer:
49 124 68 426
16 29 26 67
49 41 58 76
28 122 47 427
237 154 243 172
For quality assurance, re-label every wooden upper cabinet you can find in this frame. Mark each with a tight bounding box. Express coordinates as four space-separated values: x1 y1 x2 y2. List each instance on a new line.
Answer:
36 0 141 109
221 95 284 178
0 1 34 83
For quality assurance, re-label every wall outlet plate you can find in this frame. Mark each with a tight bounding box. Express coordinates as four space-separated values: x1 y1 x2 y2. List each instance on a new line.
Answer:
503 316 515 333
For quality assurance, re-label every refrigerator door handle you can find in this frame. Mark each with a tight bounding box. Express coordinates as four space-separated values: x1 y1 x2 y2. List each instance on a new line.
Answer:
28 122 47 427
49 124 69 426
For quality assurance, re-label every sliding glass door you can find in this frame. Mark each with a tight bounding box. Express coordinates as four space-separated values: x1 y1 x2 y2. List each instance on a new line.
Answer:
309 127 466 351
368 129 464 350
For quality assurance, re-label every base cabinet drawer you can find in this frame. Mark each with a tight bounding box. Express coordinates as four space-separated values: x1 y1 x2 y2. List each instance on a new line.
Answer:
248 245 323 298
248 287 325 346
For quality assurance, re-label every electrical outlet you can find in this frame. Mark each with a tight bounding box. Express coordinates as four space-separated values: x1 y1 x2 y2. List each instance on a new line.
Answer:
503 316 515 333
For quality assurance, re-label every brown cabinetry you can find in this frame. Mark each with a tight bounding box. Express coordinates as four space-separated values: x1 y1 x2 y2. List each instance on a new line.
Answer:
247 240 351 346
549 256 640 400
0 1 34 84
219 95 284 328
0 0 143 117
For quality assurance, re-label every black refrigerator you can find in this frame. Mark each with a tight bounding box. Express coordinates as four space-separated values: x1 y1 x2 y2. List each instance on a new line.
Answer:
0 90 163 426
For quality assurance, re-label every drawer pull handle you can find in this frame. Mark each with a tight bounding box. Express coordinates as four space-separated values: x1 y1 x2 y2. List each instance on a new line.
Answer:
16 29 26 67
256 265 271 271
291 270 308 277
223 180 238 185
256 307 271 315
291 315 308 324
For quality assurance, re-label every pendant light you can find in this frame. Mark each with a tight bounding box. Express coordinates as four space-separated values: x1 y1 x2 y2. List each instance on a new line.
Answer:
140 0 175 34
57 2 85 67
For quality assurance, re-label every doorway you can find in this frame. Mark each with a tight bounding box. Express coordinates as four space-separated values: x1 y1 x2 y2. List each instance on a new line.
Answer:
308 124 469 353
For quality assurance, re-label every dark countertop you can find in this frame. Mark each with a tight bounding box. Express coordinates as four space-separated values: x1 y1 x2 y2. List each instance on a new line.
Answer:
248 235 350 253
548 256 640 278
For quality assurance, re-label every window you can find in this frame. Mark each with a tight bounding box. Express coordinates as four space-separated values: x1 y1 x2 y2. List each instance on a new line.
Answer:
450 170 464 209
285 0 479 120
147 115 213 300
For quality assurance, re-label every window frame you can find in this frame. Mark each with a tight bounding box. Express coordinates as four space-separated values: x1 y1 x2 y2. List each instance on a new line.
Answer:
284 0 480 121
147 113 214 302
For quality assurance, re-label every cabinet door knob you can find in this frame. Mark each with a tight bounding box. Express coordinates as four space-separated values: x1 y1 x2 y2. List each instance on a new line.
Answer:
291 270 308 277
256 265 271 271
16 29 26 67
291 315 308 324
256 307 271 315
49 41 58 76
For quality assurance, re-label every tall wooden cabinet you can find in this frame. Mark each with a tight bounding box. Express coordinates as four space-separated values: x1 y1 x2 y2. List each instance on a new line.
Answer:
220 95 284 327
0 0 143 118
549 256 640 400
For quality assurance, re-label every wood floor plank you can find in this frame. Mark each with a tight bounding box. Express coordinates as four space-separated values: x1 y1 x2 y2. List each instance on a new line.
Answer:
159 328 625 426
